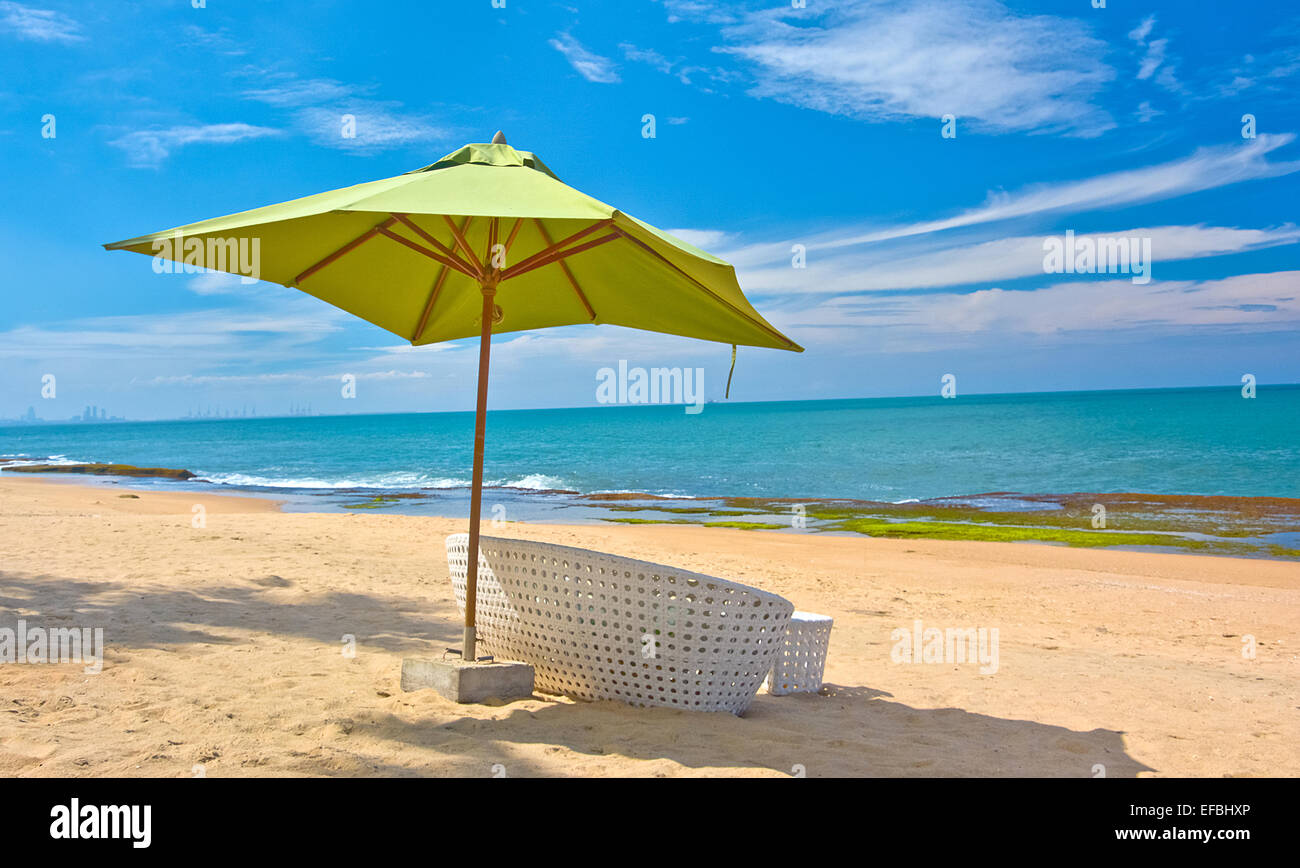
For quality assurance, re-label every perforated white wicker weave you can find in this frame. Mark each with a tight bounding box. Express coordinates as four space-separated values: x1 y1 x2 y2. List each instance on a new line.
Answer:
446 534 794 714
767 611 833 695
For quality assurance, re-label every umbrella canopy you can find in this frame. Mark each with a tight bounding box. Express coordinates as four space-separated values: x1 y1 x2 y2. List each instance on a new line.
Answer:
105 139 801 352
105 134 802 662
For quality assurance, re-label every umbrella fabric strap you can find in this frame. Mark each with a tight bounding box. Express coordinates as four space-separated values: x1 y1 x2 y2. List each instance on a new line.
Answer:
725 344 737 399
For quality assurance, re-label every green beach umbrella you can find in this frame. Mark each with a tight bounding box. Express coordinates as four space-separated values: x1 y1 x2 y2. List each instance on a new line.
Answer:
105 132 802 661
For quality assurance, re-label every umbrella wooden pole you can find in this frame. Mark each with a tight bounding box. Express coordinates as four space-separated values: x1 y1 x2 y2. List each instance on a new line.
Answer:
462 285 496 662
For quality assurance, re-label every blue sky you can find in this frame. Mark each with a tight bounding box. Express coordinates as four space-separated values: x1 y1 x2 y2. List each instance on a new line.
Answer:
1 0 1298 420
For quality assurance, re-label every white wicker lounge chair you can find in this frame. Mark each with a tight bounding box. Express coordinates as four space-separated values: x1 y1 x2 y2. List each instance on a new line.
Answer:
446 534 795 714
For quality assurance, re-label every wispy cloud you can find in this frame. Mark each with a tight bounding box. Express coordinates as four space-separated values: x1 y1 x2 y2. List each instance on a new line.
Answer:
719 0 1115 137
0 304 344 362
652 0 740 26
296 104 449 153
0 1 82 43
1128 14 1180 93
108 123 280 168
1216 42 1300 100
731 224 1300 295
188 271 251 296
793 134 1300 250
1137 40 1168 82
242 76 361 107
549 33 620 83
241 73 450 153
791 270 1300 348
620 43 674 75
181 24 246 57
664 228 739 251
1135 101 1162 123
619 42 736 88
1128 15 1155 44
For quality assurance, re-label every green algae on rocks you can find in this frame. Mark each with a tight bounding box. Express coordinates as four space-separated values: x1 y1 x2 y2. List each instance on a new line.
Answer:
5 463 196 480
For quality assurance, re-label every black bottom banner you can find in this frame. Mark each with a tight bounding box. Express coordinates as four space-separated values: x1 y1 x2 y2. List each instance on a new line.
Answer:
0 777 1288 855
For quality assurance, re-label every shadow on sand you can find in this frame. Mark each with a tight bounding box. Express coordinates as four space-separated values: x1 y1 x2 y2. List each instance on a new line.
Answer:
0 569 460 654
0 568 1155 777
363 680 1155 777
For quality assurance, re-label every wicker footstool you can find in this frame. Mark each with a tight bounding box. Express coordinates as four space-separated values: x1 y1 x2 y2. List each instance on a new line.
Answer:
767 611 833 695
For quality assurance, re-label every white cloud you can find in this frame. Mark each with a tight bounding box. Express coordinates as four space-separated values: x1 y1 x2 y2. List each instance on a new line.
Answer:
730 224 1300 295
1217 43 1300 99
0 284 350 364
1128 14 1180 89
792 271 1300 345
243 77 360 107
1128 15 1181 93
0 312 340 362
1137 39 1168 81
188 272 240 296
181 25 246 56
620 43 674 75
790 134 1300 250
720 0 1115 137
1135 101 1161 123
1127 16 1155 44
0 1 82 43
619 42 735 88
486 326 730 377
1265 47 1300 81
549 33 620 83
664 228 738 251
653 0 740 25
296 104 449 153
240 73 449 153
109 123 280 168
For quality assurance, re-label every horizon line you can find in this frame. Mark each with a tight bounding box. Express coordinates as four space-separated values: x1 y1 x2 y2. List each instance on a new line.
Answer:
3 381 1296 426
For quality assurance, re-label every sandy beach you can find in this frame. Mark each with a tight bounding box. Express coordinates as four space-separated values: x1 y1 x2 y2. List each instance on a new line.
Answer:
1 475 1296 778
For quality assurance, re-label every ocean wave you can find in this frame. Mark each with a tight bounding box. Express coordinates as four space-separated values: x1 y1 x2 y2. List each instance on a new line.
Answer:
194 470 572 492
496 474 567 490
196 471 469 490
0 454 86 467
587 489 696 499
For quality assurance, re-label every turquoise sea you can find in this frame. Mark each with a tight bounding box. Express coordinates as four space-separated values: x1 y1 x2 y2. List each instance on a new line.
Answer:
2 386 1297 520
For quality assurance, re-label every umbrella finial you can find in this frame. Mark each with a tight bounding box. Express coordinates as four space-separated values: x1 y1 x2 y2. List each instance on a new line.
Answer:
492 130 507 144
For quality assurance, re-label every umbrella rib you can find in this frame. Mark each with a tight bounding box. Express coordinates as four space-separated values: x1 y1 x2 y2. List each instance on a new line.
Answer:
391 213 478 278
503 217 524 256
410 215 473 343
500 226 620 281
498 218 615 280
412 265 451 343
618 232 800 350
486 217 498 276
442 215 484 279
376 226 480 278
292 216 396 286
531 218 596 320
